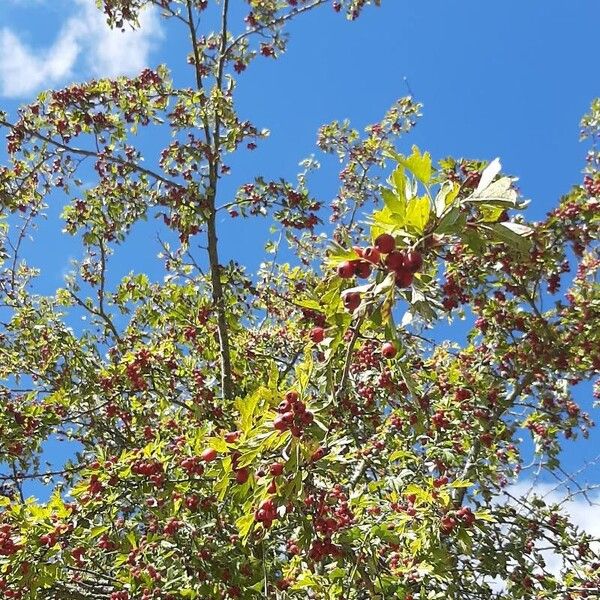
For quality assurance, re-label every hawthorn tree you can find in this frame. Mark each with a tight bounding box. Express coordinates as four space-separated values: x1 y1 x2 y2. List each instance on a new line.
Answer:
0 1 599 599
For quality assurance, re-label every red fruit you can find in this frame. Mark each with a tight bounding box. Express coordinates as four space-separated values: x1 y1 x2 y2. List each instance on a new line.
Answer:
282 411 294 424
374 233 396 254
440 515 457 534
352 246 364 258
200 448 218 462
382 342 397 359
434 475 449 488
269 463 284 476
259 498 276 512
310 447 326 462
285 391 299 403
404 250 423 273
267 479 277 494
301 411 314 426
354 261 372 278
385 250 405 271
363 246 381 265
457 506 475 526
235 468 249 484
310 326 325 344
224 431 241 444
255 508 267 522
394 270 414 288
277 399 291 413
342 291 361 312
337 261 355 279
273 415 288 431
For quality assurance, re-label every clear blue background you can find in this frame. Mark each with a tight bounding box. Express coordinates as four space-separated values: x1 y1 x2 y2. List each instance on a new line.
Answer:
1 0 598 495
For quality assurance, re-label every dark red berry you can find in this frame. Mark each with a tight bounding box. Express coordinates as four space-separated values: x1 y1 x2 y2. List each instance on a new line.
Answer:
310 327 325 343
343 291 361 312
394 270 414 288
404 250 423 273
337 261 355 279
374 233 396 254
382 342 397 359
385 250 405 271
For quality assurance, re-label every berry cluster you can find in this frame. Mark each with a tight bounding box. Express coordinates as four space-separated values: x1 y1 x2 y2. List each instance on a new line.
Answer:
273 391 314 436
440 506 476 534
337 234 423 312
0 524 20 556
179 455 205 476
132 458 165 485
254 498 278 529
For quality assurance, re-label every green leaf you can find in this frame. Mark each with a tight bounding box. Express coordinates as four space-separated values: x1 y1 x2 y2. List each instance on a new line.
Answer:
398 145 432 184
434 181 459 217
488 222 533 254
479 204 506 223
235 388 267 434
235 513 255 541
325 242 360 266
450 479 473 488
389 166 407 200
461 229 486 253
371 205 406 229
405 196 431 234
466 176 518 207
436 206 465 235
382 187 406 215
205 436 229 453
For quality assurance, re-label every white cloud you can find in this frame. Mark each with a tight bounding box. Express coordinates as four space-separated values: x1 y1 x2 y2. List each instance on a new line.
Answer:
0 27 79 97
504 480 600 580
0 0 163 98
507 479 600 539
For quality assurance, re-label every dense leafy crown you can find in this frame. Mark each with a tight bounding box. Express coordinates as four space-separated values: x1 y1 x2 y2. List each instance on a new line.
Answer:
0 1 598 599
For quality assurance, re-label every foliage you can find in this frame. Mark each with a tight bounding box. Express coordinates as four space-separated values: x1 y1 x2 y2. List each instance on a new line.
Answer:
0 1 599 599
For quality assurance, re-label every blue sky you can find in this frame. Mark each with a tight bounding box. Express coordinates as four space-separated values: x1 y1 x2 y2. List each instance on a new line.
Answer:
0 1 598 512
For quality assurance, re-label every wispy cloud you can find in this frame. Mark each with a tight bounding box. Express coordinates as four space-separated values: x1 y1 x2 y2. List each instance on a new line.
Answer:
508 479 600 538
505 480 600 579
0 0 163 98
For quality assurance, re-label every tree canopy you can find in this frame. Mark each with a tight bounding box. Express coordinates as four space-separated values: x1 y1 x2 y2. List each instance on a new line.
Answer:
0 1 598 599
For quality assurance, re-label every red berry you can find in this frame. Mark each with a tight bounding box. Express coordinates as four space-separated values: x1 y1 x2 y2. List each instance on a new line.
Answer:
224 431 240 444
269 463 284 476
200 448 218 462
285 391 299 403
343 291 361 312
394 270 414 288
310 447 326 462
354 261 371 278
273 415 288 431
404 250 423 273
382 342 397 359
337 261 355 279
235 468 249 484
301 411 314 426
277 399 291 413
267 479 277 494
374 233 395 254
440 515 457 534
363 246 381 265
309 327 325 344
385 250 405 271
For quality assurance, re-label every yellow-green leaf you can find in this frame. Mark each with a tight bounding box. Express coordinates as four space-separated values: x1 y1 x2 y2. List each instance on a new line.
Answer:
398 145 432 184
405 196 431 234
